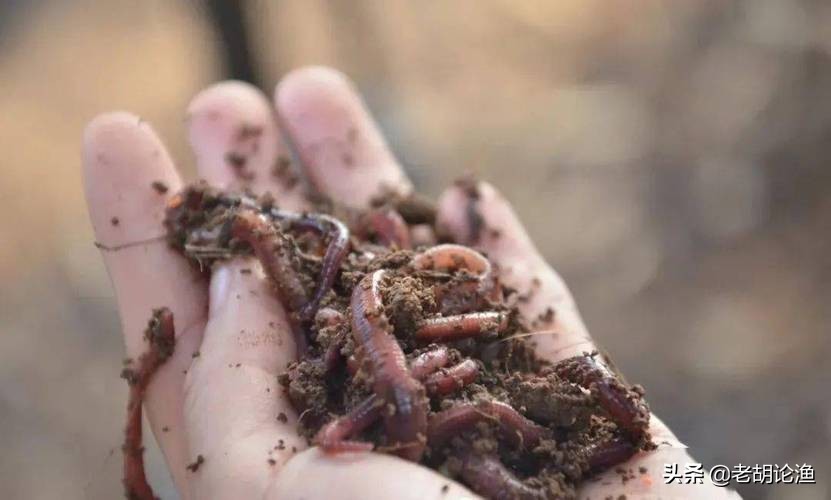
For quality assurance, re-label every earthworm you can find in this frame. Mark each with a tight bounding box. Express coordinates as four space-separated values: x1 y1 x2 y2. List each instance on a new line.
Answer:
409 346 451 379
364 208 412 249
412 244 492 281
428 400 549 450
324 333 347 372
553 354 649 440
318 346 472 453
457 451 546 500
423 359 479 396
346 345 451 384
389 192 437 225
315 307 345 328
415 311 508 342
314 395 382 453
232 210 309 355
350 270 428 461
121 308 176 500
271 210 350 321
316 308 348 372
583 436 637 472
412 244 499 304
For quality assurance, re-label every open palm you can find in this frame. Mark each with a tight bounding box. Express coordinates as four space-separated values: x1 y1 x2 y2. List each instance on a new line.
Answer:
83 67 738 499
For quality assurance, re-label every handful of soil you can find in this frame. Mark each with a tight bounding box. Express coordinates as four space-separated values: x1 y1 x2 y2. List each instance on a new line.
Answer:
130 181 654 500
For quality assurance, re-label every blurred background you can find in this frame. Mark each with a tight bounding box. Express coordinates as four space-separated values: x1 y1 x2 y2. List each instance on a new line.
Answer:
0 1 828 498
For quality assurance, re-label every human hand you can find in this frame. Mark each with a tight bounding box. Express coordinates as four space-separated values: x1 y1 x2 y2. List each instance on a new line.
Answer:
83 67 739 499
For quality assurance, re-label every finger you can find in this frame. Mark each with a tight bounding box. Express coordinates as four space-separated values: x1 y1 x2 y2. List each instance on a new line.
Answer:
83 112 208 495
437 181 592 362
271 448 476 500
579 437 740 499
436 181 689 451
187 81 306 210
275 66 412 208
184 258 305 499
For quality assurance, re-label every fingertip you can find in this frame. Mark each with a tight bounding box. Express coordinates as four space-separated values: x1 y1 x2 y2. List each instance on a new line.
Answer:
275 66 411 207
187 80 284 191
82 112 182 246
275 66 354 113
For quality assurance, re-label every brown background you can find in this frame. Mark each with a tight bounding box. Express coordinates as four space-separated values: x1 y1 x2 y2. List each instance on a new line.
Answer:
0 1 828 499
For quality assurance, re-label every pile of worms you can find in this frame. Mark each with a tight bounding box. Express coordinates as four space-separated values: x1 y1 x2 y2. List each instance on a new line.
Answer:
122 181 654 500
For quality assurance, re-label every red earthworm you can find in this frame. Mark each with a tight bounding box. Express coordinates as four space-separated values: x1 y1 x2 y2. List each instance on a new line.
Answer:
583 436 637 472
409 346 451 379
121 308 176 500
317 308 348 372
428 400 549 450
412 244 499 304
457 450 546 500
351 270 428 461
423 359 479 396
317 353 476 453
345 353 360 377
315 306 346 328
364 207 412 249
553 354 649 440
346 345 450 383
314 396 383 453
415 311 508 342
232 210 309 355
271 209 351 322
324 333 346 372
412 244 492 281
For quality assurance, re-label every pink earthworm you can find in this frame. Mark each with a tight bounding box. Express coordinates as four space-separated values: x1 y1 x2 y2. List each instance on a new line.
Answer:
423 359 479 396
583 436 637 472
121 309 176 500
457 450 547 500
412 244 499 304
317 347 477 453
232 210 310 355
553 354 649 441
271 209 351 322
364 207 412 249
350 270 428 461
428 400 550 450
415 311 508 342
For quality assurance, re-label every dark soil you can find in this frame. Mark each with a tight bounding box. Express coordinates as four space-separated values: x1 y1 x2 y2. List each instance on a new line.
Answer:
162 181 654 499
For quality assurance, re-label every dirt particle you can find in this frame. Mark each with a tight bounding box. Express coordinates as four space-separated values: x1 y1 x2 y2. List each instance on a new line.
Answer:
151 181 169 194
267 458 277 466
441 484 449 494
271 156 299 189
186 454 204 472
191 350 200 358
110 217 120 226
454 173 484 242
226 152 254 180
277 412 288 423
237 124 263 140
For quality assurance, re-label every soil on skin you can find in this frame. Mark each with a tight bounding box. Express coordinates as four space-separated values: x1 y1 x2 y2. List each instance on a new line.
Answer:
164 181 655 499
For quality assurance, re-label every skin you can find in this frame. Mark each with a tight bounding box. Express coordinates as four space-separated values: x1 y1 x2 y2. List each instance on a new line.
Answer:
83 67 741 499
